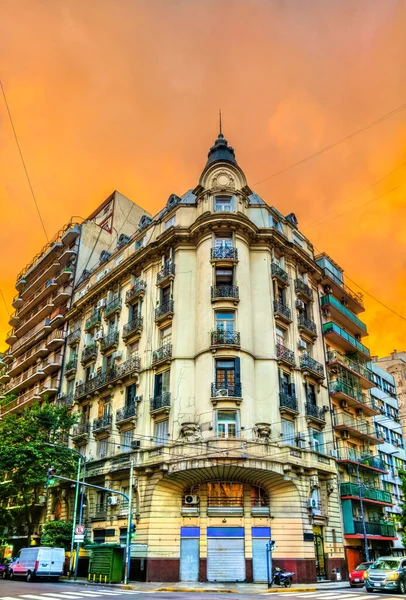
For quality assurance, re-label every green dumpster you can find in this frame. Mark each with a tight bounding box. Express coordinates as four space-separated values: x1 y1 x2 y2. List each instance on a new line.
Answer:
88 545 124 583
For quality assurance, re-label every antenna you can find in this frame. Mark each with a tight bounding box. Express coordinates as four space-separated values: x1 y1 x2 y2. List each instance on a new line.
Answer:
219 109 222 136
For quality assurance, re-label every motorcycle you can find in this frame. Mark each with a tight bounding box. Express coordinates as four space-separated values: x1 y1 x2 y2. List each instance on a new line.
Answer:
270 566 295 587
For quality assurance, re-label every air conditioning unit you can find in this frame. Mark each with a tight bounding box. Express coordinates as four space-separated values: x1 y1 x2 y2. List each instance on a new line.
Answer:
97 299 106 308
297 440 306 449
215 389 229 397
296 431 306 441
107 496 118 506
393 468 399 476
297 339 307 350
329 449 338 458
184 495 199 505
340 400 348 409
330 367 338 375
341 431 350 440
296 299 306 311
131 440 141 449
57 392 65 399
95 331 104 340
89 372 97 380
396 522 403 532
306 498 317 509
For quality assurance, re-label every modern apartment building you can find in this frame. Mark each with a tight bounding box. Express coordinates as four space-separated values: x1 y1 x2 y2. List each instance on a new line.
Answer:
0 191 148 548
371 362 406 555
315 255 396 571
376 351 406 441
55 131 346 583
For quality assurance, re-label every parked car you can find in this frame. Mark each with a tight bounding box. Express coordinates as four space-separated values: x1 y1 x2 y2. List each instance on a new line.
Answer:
8 547 65 582
349 561 373 587
364 556 406 593
0 559 11 579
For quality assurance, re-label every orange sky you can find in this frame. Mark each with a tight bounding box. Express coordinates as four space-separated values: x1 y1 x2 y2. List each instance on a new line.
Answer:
1 0 406 357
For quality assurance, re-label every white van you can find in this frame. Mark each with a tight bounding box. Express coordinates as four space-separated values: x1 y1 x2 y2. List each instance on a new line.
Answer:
9 547 65 581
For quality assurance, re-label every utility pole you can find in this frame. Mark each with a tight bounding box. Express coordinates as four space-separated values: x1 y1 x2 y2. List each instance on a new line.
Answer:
124 461 134 586
69 456 81 576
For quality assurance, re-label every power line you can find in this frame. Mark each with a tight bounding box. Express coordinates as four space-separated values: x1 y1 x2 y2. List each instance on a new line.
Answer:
0 289 10 318
0 80 48 242
253 101 406 186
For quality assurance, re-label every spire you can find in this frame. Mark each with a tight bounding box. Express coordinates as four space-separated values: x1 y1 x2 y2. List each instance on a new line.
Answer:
205 114 237 167
219 109 222 136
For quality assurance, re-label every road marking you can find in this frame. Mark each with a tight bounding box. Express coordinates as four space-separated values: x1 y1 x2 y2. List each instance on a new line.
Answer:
21 596 76 600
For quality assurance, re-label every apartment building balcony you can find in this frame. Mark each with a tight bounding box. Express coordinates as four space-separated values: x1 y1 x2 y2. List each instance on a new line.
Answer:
319 265 364 313
59 247 77 266
12 294 23 309
294 279 313 300
42 354 63 375
0 367 10 384
71 422 90 442
75 356 140 401
155 299 174 323
8 342 48 377
344 519 396 540
81 343 98 364
150 391 170 416
336 447 387 473
329 379 378 416
116 401 137 425
47 329 65 351
340 482 392 506
279 391 298 415
305 401 326 424
57 392 74 407
157 262 175 286
85 310 102 332
122 316 143 341
300 353 324 380
20 261 60 299
327 350 374 389
65 358 78 376
93 414 112 434
5 330 17 345
104 296 122 319
125 280 147 304
152 344 172 368
298 314 317 339
67 329 81 346
210 246 239 263
39 378 59 398
211 330 241 349
271 263 289 286
61 224 80 246
276 343 296 367
2 351 14 365
56 266 73 285
49 306 68 327
211 382 242 403
15 300 55 338
9 312 20 327
333 411 383 444
273 300 292 323
7 365 45 395
0 387 41 416
91 503 107 521
100 330 119 353
211 285 240 303
323 322 370 358
53 287 71 307
321 294 368 337
12 318 52 358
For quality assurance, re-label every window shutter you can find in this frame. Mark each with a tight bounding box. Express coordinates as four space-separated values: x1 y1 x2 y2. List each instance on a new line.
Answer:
234 357 241 389
289 382 296 398
154 374 161 397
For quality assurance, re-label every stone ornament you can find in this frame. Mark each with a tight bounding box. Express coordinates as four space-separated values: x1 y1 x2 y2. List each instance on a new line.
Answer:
179 422 203 443
253 422 272 443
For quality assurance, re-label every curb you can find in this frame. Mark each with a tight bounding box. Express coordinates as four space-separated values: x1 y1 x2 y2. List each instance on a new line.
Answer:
263 588 316 594
156 588 238 593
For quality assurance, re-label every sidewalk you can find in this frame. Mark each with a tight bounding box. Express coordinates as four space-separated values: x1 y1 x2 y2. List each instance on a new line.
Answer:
61 577 351 593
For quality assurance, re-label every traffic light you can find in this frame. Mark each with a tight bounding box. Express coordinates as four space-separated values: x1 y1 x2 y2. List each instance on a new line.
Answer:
130 523 136 539
46 466 56 487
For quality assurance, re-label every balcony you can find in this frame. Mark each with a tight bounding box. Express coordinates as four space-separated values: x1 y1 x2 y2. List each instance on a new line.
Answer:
298 314 317 338
75 356 141 401
57 392 74 407
42 354 63 375
329 379 377 416
100 330 119 353
295 279 313 299
92 503 107 521
59 247 77 266
49 306 68 327
125 280 147 304
7 365 46 395
150 391 171 415
211 381 242 401
65 358 78 376
157 262 175 285
81 343 98 364
300 354 324 379
85 310 102 331
273 300 292 323
345 520 396 539
327 350 374 388
5 330 17 345
20 261 60 300
211 285 239 303
276 343 295 367
336 447 387 472
305 401 326 424
116 402 137 425
323 322 370 358
12 295 23 309
61 224 80 246
47 329 65 350
318 265 364 313
321 295 368 337
8 343 48 377
207 496 244 517
71 422 90 441
67 329 81 346
155 299 174 322
211 330 241 348
271 263 289 286
104 296 122 319
56 266 73 285
15 300 55 337
93 414 113 434
152 344 172 367
9 312 20 327
122 316 143 340
0 387 41 415
333 411 382 444
0 369 10 384
210 247 238 262
39 378 59 398
340 482 392 505
279 391 298 414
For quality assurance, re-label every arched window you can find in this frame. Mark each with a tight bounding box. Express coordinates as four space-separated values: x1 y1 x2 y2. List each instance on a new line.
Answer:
207 482 243 507
251 486 269 507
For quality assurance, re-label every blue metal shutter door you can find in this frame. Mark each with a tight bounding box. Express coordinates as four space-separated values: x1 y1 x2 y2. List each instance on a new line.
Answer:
252 539 271 582
180 538 199 581
207 538 245 582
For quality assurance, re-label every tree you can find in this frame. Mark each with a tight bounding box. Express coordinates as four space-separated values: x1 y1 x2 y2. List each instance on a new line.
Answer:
398 469 406 547
0 402 77 545
40 520 73 550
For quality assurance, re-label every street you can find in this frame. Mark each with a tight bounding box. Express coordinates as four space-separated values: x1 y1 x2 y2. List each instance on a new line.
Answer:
0 581 404 600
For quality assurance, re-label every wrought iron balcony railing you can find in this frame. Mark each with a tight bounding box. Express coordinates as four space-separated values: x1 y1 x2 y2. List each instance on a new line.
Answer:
211 381 242 398
104 296 122 318
65 358 78 373
279 391 298 412
273 300 291 320
207 496 243 507
340 482 392 504
210 247 238 260
71 422 90 438
157 262 175 283
81 343 98 363
211 285 239 300
211 330 241 346
271 262 289 285
300 353 324 378
123 316 143 338
75 355 141 400
85 310 101 331
116 402 137 423
305 401 326 422
93 414 113 433
294 279 312 298
329 379 365 404
150 392 171 412
327 350 373 383
155 299 174 320
152 344 172 365
57 392 74 407
298 314 317 334
276 343 295 366
125 280 147 304
100 330 119 351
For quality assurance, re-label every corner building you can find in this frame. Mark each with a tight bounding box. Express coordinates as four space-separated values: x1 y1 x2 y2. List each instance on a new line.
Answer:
61 132 345 582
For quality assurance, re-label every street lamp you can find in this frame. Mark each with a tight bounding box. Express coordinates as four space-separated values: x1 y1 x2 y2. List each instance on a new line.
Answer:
357 450 398 562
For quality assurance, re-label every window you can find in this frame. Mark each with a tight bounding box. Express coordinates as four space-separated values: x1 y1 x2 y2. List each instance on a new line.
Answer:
164 216 176 230
154 370 170 397
214 196 234 213
281 419 295 445
93 529 105 543
161 285 171 305
269 214 283 232
67 378 75 395
215 235 233 250
97 439 109 460
160 325 172 346
129 300 141 321
120 430 133 453
216 410 238 438
251 486 269 507
207 482 243 506
155 419 169 445
279 370 295 398
276 285 285 305
135 236 145 250
215 311 235 333
215 267 234 285
276 326 286 346
307 383 317 405
98 396 111 418
309 429 324 453
292 233 304 248
85 364 94 382
125 383 137 406
103 354 114 373
215 358 240 395
107 317 116 334
127 340 139 358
